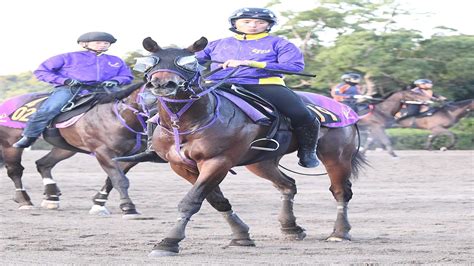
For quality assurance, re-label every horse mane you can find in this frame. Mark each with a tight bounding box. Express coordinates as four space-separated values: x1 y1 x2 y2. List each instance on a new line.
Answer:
382 89 406 99
444 99 473 111
96 82 145 104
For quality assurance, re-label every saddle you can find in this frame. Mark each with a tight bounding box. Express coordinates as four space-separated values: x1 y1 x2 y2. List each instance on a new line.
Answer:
216 85 357 166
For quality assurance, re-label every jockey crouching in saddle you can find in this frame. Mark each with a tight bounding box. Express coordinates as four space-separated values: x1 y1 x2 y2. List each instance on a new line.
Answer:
396 79 447 121
13 32 133 148
331 73 363 112
116 7 321 168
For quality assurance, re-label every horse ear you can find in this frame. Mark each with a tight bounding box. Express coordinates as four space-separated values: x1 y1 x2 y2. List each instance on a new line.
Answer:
143 37 161 53
186 37 208 53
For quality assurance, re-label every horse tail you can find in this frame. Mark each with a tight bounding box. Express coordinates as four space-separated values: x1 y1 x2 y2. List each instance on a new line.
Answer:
97 82 146 104
350 124 370 180
0 148 4 169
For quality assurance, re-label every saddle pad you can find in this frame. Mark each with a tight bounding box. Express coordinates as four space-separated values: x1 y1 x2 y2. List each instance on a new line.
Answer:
0 92 49 128
217 90 359 128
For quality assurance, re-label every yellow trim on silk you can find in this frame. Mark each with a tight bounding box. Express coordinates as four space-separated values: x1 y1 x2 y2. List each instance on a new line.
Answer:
247 61 267 68
234 32 269 40
259 77 286 85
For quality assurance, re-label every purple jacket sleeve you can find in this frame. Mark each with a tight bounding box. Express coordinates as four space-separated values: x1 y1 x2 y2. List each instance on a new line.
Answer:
264 39 304 73
34 54 69 85
111 60 134 85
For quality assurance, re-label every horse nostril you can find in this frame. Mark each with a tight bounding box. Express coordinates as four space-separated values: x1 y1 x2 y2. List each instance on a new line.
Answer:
164 81 178 89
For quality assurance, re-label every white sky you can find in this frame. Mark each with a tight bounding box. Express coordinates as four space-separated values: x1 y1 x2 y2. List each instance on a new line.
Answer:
0 0 472 76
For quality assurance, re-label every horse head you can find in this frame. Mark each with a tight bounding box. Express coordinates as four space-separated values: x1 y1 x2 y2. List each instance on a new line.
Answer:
136 37 208 97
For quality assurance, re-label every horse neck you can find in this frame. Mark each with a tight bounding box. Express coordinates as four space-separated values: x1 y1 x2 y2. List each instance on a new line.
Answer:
375 92 404 116
123 88 142 109
447 100 473 121
158 91 216 129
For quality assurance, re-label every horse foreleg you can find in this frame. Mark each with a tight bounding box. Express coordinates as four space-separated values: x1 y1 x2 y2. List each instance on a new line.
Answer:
426 128 456 150
90 162 138 216
94 153 139 219
150 160 230 257
35 147 76 209
246 158 306 240
2 146 33 209
372 127 397 157
206 186 255 247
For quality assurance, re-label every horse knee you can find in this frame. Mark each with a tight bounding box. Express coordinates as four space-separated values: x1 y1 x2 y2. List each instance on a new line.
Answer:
329 180 353 202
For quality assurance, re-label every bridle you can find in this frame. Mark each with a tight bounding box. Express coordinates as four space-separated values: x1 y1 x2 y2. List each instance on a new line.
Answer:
137 54 237 165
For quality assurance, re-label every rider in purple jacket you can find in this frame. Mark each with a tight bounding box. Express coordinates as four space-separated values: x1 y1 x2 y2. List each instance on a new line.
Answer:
196 7 320 168
13 32 133 148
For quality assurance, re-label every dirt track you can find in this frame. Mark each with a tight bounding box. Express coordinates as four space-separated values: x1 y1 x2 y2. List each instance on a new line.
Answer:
0 150 473 264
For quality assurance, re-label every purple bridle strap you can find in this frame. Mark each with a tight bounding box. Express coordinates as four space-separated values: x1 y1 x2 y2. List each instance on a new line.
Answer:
156 81 222 166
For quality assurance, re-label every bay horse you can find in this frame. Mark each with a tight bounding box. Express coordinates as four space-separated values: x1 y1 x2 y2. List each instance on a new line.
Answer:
395 99 473 149
356 91 434 157
139 37 367 257
0 83 157 218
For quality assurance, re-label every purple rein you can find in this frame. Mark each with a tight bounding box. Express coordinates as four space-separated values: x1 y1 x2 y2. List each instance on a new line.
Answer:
150 69 223 166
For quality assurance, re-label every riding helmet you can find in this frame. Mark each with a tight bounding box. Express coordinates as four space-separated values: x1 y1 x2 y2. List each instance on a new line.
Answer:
77 32 117 44
229 8 277 30
414 79 433 85
341 73 362 83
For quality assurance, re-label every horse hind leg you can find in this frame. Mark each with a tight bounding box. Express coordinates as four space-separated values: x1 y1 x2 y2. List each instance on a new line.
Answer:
2 146 34 209
246 159 306 240
35 148 76 209
206 186 255 247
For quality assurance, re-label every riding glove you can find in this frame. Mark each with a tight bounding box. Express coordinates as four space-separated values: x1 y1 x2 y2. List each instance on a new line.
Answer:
64 79 83 87
101 80 119 88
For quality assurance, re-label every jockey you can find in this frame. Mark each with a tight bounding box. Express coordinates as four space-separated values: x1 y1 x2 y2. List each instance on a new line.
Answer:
193 7 320 168
331 73 363 111
13 32 133 148
397 79 447 121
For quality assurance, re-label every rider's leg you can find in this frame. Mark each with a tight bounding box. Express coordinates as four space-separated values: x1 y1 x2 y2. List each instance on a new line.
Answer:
13 86 74 148
397 104 420 121
242 84 320 168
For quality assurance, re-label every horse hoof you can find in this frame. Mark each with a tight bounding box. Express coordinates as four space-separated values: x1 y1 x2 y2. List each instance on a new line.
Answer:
89 205 111 216
440 147 448 151
18 205 35 210
326 233 351 242
41 200 60 209
148 250 179 257
228 238 256 247
284 231 307 241
122 213 142 220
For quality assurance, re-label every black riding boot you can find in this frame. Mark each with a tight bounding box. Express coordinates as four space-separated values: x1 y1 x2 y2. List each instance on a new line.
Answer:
13 136 38 148
113 122 165 163
293 118 320 168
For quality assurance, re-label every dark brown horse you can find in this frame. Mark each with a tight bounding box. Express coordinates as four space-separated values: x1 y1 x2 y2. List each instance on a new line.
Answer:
0 83 153 218
138 37 367 257
395 99 474 149
357 91 433 157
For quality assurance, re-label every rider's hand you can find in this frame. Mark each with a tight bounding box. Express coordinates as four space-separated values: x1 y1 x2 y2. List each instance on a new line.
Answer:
64 79 82 87
220 60 251 69
101 80 119 88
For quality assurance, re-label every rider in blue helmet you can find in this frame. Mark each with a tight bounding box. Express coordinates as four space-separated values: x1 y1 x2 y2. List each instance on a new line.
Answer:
331 73 363 111
13 32 133 148
397 79 447 121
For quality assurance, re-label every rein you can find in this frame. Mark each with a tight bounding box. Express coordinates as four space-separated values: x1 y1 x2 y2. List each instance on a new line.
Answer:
152 68 238 165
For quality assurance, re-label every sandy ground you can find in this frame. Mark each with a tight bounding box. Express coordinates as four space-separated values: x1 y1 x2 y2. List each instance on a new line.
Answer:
0 150 473 265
